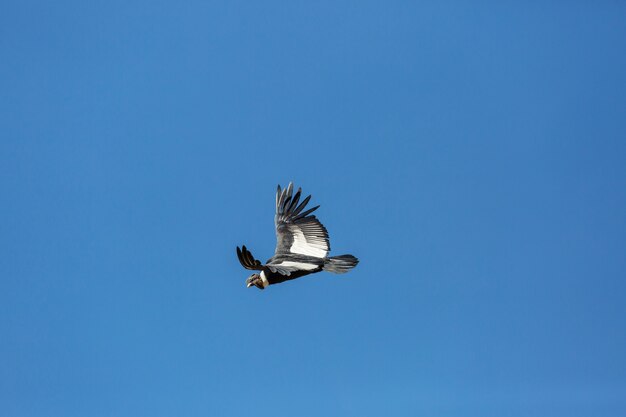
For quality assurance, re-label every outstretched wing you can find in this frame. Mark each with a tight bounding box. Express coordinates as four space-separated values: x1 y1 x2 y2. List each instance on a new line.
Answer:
273 183 330 259
236 245 263 271
266 254 324 276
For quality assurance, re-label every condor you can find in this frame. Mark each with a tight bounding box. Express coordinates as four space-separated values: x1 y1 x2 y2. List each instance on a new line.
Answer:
237 183 358 290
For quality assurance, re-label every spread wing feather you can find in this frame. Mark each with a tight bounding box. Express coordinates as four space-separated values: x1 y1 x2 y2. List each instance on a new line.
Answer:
236 245 263 271
274 183 330 259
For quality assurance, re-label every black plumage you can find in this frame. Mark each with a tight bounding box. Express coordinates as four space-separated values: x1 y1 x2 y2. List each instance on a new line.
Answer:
237 183 359 289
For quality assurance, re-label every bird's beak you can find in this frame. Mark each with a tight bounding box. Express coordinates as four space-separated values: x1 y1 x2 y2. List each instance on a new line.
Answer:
246 282 253 288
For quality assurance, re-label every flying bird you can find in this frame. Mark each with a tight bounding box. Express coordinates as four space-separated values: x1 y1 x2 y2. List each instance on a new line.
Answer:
237 183 358 290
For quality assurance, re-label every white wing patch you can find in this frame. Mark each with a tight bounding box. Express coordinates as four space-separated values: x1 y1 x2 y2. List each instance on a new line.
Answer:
289 227 328 258
278 261 320 271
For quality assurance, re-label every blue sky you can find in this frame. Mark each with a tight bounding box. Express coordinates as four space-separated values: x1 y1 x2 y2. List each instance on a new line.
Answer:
1 1 625 416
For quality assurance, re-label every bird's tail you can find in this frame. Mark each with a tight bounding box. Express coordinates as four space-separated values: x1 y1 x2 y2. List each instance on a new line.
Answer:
323 255 359 274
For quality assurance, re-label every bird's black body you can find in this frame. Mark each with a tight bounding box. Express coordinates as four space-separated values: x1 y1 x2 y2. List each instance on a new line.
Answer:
237 183 358 289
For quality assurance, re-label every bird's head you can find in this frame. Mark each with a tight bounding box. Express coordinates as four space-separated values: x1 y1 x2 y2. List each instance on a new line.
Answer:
246 273 265 290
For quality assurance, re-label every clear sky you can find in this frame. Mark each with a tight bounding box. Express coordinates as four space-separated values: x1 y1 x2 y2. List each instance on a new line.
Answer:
1 1 625 416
